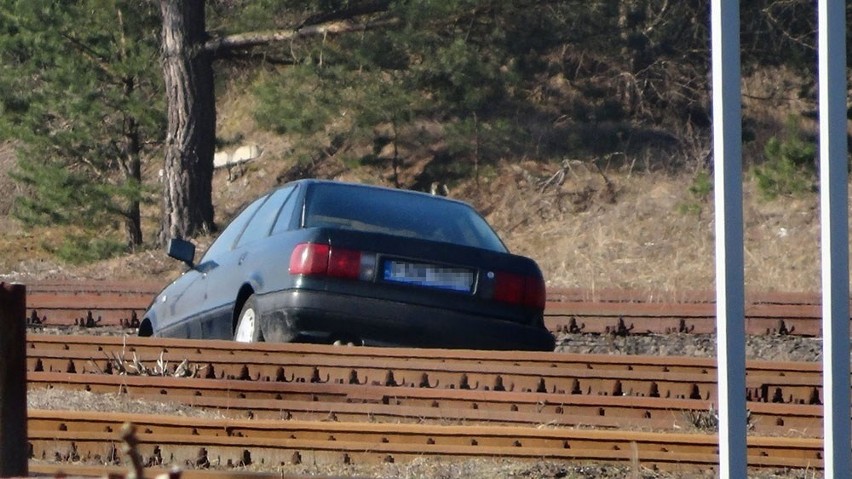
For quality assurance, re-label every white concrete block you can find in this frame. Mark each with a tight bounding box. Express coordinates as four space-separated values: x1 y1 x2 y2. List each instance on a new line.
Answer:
232 144 261 164
213 151 231 168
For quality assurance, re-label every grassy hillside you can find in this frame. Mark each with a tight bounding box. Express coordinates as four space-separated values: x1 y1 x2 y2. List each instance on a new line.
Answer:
0 65 830 294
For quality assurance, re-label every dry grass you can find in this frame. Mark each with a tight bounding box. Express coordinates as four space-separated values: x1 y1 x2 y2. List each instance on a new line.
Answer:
473 161 824 296
0 142 26 216
0 65 831 295
27 388 222 418
0 150 833 296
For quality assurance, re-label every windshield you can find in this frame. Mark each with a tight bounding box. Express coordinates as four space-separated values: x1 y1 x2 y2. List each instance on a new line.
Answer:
304 183 508 252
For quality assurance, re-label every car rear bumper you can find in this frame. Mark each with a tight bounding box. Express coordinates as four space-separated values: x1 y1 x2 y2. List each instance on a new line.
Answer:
255 289 555 351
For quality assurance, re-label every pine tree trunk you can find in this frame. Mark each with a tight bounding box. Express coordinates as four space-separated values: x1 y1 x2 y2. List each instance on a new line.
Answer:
124 149 143 248
116 138 143 248
158 0 216 245
120 78 144 249
120 154 143 247
125 204 142 247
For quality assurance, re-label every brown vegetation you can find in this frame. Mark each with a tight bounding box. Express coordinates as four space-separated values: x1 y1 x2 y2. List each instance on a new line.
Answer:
0 156 829 298
0 65 831 298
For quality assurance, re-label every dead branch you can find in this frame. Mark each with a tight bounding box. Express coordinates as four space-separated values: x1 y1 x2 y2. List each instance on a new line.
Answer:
204 18 399 55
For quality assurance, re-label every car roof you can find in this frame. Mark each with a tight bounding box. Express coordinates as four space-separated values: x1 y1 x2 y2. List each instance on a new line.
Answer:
281 179 475 207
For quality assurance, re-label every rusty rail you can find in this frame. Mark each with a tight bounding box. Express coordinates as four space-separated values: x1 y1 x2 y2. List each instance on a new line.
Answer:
25 333 822 377
28 371 823 437
27 409 824 471
22 280 848 336
26 281 157 328
26 336 828 436
26 335 830 405
16 280 840 474
22 336 830 473
28 463 328 479
546 287 844 336
545 302 830 336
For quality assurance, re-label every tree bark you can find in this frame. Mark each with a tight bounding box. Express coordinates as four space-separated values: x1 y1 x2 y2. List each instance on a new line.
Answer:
119 77 144 248
121 130 143 248
158 0 216 245
116 10 144 248
156 2 394 246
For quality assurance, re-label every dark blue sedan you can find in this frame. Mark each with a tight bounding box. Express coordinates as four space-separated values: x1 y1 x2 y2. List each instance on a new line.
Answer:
140 179 555 351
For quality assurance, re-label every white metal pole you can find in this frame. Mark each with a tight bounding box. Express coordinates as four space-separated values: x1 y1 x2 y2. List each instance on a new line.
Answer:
817 1 851 476
711 0 747 477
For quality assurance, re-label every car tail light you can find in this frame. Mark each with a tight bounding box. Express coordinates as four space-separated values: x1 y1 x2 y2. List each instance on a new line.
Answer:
290 243 330 275
525 275 547 309
494 272 546 309
289 243 369 280
327 248 361 278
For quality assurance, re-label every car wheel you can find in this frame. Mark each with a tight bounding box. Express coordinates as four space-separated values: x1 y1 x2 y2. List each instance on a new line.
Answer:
234 295 263 342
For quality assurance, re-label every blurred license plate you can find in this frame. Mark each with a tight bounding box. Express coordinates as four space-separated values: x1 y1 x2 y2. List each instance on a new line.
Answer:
383 260 474 292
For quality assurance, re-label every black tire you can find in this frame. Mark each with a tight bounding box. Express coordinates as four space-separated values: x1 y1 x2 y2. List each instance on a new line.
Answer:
234 295 263 342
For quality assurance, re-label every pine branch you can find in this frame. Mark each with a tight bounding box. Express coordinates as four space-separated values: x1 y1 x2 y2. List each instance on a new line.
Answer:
59 32 120 80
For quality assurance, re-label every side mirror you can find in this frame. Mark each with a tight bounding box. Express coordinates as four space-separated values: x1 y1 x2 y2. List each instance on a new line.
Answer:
167 238 196 268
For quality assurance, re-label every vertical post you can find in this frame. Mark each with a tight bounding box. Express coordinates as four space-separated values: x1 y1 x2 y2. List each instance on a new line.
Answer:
711 0 747 477
0 283 27 478
817 0 851 475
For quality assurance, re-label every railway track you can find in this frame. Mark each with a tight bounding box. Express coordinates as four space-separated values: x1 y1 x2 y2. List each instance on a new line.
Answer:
25 280 160 327
14 281 835 474
29 369 824 436
26 335 828 467
27 335 828 406
27 335 822 405
21 280 845 336
27 409 823 471
28 463 327 479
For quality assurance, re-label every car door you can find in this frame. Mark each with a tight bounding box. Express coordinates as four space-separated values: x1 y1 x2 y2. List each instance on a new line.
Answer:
155 267 207 338
202 185 297 338
181 194 269 339
239 184 302 291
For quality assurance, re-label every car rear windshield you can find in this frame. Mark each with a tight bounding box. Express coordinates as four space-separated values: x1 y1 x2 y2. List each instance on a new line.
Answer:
304 183 508 252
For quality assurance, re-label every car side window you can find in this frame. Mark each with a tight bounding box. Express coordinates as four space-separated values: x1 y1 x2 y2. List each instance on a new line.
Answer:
271 185 299 235
235 186 295 247
200 195 268 263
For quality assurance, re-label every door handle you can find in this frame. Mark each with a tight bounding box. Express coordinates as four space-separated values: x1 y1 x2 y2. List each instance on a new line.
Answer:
238 252 248 265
